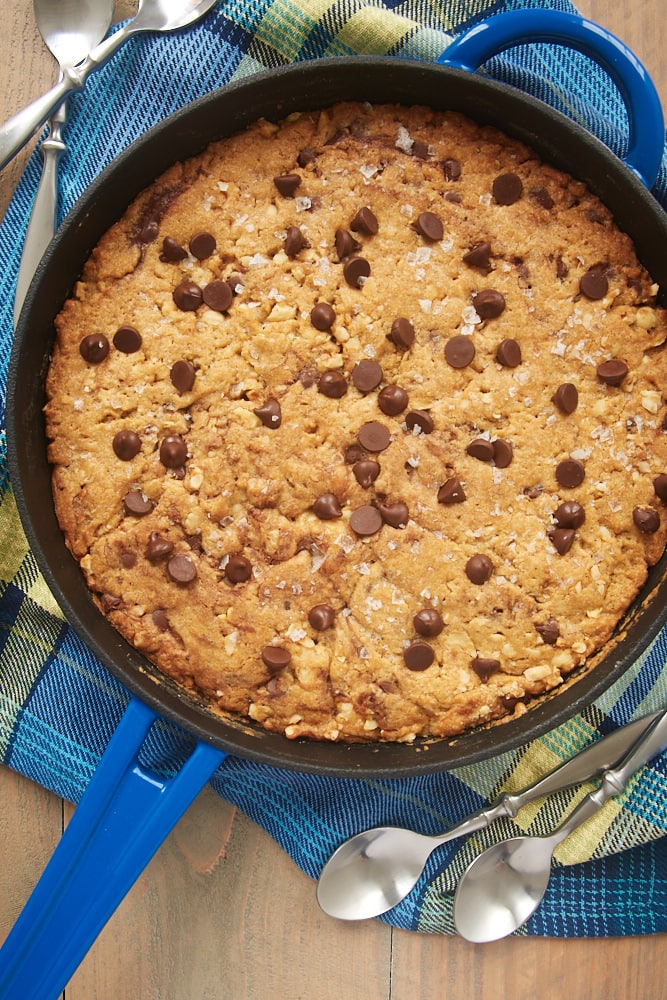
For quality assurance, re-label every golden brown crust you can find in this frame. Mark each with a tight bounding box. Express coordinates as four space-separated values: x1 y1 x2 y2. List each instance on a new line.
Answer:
45 102 667 742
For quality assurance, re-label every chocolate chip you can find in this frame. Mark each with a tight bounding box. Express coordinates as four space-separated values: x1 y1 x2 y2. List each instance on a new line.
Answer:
446 192 462 204
530 185 555 210
224 554 253 583
443 157 462 181
437 477 466 504
554 501 585 528
308 604 336 631
548 527 576 554
492 172 523 205
654 474 667 502
188 231 216 260
200 280 232 313
597 359 629 387
350 206 378 236
465 554 493 584
471 657 500 682
580 268 608 300
160 236 188 262
467 438 495 462
274 174 301 197
297 147 317 167
310 302 336 331
345 444 366 464
146 533 174 562
170 360 196 393
472 289 506 320
556 459 585 488
358 421 391 452
318 371 348 398
173 280 203 312
493 438 513 469
253 398 281 428
284 226 309 258
633 506 660 533
138 219 159 244
335 228 361 260
353 460 380 488
404 641 435 671
445 335 475 369
405 410 434 434
79 333 109 364
378 384 408 416
379 502 409 528
350 505 383 536
343 256 371 288
123 490 153 517
413 608 444 637
552 382 579 414
352 359 383 393
496 338 522 368
535 619 560 645
159 434 188 469
121 549 137 569
555 256 569 280
152 609 170 631
261 645 291 673
312 493 342 520
113 325 142 354
415 211 443 242
463 242 492 271
112 429 141 461
389 317 415 350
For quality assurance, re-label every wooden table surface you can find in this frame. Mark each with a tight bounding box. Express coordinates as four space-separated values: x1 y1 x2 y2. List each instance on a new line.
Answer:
2 2 667 997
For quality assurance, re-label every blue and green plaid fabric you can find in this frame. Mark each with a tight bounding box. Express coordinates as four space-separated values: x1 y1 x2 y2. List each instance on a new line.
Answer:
2 0 667 937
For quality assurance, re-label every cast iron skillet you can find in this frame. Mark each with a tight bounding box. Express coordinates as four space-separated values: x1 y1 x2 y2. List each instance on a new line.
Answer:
2 11 667 996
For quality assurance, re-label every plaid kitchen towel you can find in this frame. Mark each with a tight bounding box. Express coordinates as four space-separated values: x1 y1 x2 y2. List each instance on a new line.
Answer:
2 0 667 938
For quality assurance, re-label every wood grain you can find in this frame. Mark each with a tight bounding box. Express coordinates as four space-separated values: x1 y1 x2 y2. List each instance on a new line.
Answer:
2 2 667 997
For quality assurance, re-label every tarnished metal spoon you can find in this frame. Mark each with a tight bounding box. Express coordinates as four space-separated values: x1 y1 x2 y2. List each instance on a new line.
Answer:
0 0 218 171
454 708 667 942
14 0 114 324
316 710 663 920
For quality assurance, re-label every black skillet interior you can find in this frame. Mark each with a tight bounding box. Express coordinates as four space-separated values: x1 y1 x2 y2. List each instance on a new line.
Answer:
8 58 667 776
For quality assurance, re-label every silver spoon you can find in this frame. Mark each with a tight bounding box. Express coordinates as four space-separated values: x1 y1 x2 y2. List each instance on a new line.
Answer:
0 0 218 171
316 710 664 920
454 708 667 942
14 0 114 324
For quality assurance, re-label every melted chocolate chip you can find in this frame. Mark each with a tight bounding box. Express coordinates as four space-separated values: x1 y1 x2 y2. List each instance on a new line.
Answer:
343 256 371 288
123 490 153 517
284 226 309 258
405 410 434 435
352 359 383 393
159 434 188 469
530 185 555 210
389 317 415 350
79 333 109 364
556 458 585 489
173 280 203 312
334 228 361 260
378 384 408 416
152 609 170 631
633 506 660 534
120 549 137 569
203 280 233 313
552 382 579 414
310 302 336 331
261 645 292 673
358 421 391 452
472 289 506 320
318 371 348 398
312 493 343 520
437 477 466 504
554 501 585 528
413 608 444 637
349 505 383 536
535 619 560 645
496 338 522 368
146 533 174 562
308 604 336 631
225 554 253 583
463 242 492 271
415 211 443 242
350 206 378 236
580 268 609 300
170 360 196 393
113 325 142 354
597 359 629 387
379 502 409 528
404 640 435 671
465 554 493 584
492 172 523 205
548 527 576 554
253 398 282 428
189 231 216 260
160 236 188 262
353 460 381 489
273 174 301 197
112 429 141 461
444 335 475 369
471 656 500 682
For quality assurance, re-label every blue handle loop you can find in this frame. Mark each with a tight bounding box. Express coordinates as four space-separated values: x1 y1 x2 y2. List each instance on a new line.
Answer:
0 696 227 1000
438 9 665 190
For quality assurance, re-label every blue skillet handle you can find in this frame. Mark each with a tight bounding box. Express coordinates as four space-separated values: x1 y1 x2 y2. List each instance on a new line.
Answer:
0 696 226 1000
438 9 665 190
